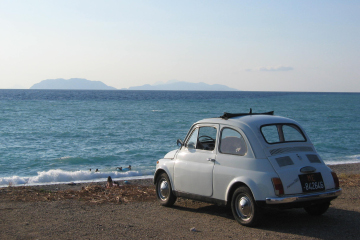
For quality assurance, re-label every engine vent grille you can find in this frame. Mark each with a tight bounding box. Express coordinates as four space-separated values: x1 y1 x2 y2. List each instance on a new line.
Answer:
307 154 321 163
276 156 294 167
270 147 314 156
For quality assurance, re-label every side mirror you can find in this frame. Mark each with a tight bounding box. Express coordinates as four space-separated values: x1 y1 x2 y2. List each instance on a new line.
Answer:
187 142 196 149
177 139 183 148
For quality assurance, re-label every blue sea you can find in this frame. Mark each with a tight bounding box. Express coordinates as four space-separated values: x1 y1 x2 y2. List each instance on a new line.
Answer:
0 90 359 187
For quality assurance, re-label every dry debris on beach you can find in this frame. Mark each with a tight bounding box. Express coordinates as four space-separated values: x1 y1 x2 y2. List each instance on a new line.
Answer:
0 183 156 204
338 173 360 187
1 166 360 239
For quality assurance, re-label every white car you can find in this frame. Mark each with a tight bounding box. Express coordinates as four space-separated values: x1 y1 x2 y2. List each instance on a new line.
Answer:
154 111 342 226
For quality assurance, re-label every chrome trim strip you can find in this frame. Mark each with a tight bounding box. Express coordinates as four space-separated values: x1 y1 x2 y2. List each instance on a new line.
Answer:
266 188 342 204
300 166 316 173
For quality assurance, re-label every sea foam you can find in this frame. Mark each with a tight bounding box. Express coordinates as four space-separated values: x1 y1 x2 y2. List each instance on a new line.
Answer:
325 155 360 165
0 169 154 187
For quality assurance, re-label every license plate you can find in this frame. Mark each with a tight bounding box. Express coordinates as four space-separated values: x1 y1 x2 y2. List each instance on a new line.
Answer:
299 172 325 193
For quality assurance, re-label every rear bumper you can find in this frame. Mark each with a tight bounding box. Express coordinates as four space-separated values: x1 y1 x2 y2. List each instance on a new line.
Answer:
266 188 342 205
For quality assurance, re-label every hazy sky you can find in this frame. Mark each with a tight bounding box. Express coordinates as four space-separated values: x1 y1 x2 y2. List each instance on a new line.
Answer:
1 0 359 91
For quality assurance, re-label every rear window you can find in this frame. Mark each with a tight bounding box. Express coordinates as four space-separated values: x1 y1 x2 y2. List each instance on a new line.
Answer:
261 124 306 144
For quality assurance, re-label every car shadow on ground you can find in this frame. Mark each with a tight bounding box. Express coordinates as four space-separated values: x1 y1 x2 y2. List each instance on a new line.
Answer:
171 203 360 239
173 202 234 219
258 207 360 238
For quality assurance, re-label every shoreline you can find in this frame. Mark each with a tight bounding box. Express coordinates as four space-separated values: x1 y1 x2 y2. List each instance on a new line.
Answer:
10 177 155 192
1 162 359 191
5 175 154 190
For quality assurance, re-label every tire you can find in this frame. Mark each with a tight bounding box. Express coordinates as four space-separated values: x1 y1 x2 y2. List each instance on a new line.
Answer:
156 173 177 207
304 201 330 216
231 186 262 227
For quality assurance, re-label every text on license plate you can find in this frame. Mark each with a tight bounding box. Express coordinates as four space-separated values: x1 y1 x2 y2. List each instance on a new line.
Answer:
299 172 325 192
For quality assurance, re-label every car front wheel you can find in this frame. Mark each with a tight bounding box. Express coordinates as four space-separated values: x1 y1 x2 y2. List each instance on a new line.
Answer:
231 186 262 227
156 173 177 206
304 201 330 216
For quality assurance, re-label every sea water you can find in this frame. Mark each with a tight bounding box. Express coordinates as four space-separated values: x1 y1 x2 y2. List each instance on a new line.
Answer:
0 90 359 187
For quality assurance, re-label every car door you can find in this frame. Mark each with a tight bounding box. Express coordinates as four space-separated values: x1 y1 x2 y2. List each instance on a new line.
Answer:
174 124 218 197
212 127 253 199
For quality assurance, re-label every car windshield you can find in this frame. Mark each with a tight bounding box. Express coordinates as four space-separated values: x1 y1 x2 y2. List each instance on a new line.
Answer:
261 124 306 144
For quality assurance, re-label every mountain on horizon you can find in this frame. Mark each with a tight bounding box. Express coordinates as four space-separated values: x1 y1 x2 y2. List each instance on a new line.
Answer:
30 78 239 91
123 80 238 91
30 78 116 90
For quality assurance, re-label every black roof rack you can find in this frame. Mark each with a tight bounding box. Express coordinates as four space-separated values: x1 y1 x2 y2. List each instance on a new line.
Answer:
220 108 274 120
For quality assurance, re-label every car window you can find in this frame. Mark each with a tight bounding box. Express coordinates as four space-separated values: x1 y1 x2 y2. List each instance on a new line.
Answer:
220 128 247 155
186 126 217 151
197 127 217 151
186 128 199 149
261 125 280 143
261 124 306 144
283 125 305 141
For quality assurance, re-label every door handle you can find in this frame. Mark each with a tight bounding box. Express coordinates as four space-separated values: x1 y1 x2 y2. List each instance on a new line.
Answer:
207 158 216 162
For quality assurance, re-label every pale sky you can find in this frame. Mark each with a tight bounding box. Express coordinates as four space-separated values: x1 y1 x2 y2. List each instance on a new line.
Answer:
1 0 359 92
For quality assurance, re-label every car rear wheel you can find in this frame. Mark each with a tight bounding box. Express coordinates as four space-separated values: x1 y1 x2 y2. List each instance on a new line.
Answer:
231 186 262 227
156 173 177 206
304 201 330 216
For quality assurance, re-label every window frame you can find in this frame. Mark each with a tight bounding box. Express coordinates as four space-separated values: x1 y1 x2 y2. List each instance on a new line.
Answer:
184 124 218 151
219 127 248 156
260 123 307 144
185 127 199 149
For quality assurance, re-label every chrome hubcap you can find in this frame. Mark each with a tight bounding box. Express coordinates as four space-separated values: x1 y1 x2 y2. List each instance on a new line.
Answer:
158 179 169 200
236 195 252 220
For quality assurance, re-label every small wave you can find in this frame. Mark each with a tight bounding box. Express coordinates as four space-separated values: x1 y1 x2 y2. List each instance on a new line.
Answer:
151 110 162 112
324 154 360 165
0 169 154 187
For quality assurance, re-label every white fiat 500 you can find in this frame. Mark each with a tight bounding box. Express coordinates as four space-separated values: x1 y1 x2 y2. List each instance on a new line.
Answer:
154 111 342 226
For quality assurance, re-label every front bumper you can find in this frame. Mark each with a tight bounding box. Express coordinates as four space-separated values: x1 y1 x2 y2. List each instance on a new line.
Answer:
266 188 342 205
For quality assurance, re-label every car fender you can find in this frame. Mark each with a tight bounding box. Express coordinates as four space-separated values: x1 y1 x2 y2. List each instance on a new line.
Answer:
164 149 178 159
154 159 175 188
225 176 271 202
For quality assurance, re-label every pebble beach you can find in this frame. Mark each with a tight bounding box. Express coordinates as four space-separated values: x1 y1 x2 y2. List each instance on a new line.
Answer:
1 163 359 239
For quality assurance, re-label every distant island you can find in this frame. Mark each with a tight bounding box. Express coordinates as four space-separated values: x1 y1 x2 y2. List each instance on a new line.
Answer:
30 78 238 91
30 78 116 90
123 80 238 91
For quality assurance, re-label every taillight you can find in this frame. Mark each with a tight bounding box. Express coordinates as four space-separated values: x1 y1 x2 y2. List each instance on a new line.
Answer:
272 177 284 196
331 172 340 189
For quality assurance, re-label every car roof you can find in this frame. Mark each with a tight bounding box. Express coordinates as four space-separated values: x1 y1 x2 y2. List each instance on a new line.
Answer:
196 114 299 128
